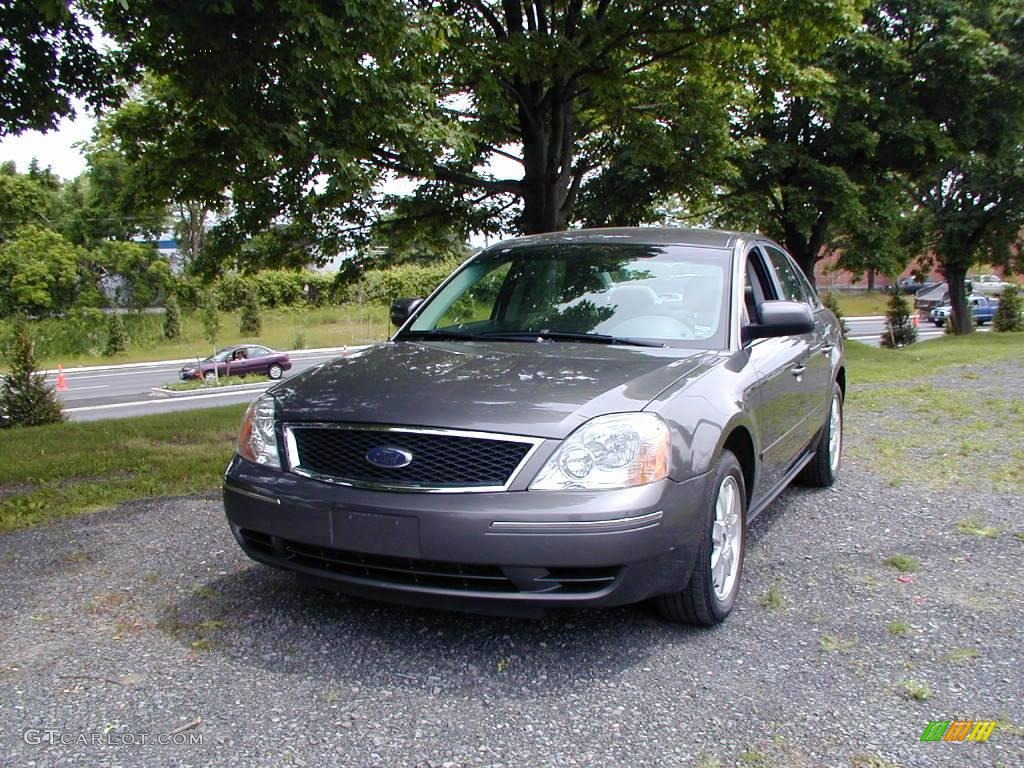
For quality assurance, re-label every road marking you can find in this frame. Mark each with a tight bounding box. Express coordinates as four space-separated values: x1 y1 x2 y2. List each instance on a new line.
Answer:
63 388 267 413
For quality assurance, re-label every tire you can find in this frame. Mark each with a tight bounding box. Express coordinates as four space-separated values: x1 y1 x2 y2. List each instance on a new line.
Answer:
797 381 843 487
656 450 746 625
267 363 283 380
203 370 217 383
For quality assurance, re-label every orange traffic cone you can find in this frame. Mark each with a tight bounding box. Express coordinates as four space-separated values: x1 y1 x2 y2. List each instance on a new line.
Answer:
56 365 69 391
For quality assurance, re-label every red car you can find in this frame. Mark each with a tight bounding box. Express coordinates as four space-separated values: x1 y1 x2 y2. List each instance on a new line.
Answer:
179 345 291 382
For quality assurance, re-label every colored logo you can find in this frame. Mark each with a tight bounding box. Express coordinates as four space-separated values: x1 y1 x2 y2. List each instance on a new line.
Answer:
920 720 997 742
366 445 413 469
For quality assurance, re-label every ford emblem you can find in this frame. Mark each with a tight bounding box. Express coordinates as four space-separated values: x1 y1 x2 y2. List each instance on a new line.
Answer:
366 445 413 469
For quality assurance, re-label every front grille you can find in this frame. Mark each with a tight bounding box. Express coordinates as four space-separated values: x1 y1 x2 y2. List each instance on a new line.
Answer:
238 530 619 595
285 425 536 490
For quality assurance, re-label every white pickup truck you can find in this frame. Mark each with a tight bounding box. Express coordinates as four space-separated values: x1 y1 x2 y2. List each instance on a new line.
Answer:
969 275 1012 296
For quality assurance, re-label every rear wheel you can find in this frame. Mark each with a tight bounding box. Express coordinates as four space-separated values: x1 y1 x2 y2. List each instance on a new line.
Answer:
798 382 843 487
656 450 746 625
268 364 283 380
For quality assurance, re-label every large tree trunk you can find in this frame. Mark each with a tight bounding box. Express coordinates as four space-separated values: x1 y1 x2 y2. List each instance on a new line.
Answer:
944 261 973 334
779 202 829 289
517 82 575 235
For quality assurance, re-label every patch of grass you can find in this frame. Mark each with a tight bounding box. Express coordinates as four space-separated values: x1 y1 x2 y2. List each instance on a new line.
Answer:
955 517 1002 539
898 679 932 702
0 405 245 531
1016 532 1024 543
887 620 911 637
759 581 788 610
739 751 770 768
164 374 269 392
997 721 1024 738
851 754 902 768
830 292 891 317
846 335 1024 386
944 647 981 664
883 554 920 573
819 634 858 653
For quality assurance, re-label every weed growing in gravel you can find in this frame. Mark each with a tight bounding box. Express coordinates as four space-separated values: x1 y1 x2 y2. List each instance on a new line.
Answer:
898 679 932 702
738 751 769 768
887 620 911 637
758 582 788 610
883 554 920 573
819 634 858 653
1016 532 1024 543
192 585 217 599
851 754 902 768
955 517 1002 538
695 755 722 768
944 647 981 664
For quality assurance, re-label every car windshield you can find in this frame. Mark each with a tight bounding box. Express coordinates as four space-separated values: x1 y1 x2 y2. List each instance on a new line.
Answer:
204 349 235 362
399 243 732 348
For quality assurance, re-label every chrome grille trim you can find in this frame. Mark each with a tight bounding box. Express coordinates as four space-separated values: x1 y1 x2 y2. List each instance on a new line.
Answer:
281 423 545 493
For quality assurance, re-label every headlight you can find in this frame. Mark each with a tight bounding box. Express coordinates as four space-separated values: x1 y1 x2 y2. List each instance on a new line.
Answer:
237 394 280 468
530 413 670 490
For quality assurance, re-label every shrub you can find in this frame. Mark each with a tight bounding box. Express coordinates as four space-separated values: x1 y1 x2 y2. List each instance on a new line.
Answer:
239 287 262 336
200 291 221 348
993 284 1023 332
104 313 127 356
0 318 64 427
880 290 917 348
347 261 459 304
163 296 183 340
822 291 849 338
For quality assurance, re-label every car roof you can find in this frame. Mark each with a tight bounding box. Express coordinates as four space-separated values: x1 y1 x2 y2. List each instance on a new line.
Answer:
482 226 748 252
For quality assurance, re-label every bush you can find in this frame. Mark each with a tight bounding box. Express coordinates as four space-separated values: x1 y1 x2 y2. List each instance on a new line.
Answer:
163 296 183 340
993 284 1023 332
104 313 128 356
239 287 262 336
880 290 918 348
822 291 849 339
0 318 65 427
347 261 459 304
200 291 221 348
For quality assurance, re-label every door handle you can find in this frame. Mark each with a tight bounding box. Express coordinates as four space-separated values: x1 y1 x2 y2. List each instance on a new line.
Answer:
790 365 807 377
822 344 834 355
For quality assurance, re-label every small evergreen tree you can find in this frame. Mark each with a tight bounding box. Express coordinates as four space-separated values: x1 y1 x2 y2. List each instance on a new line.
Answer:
993 284 1023 332
163 295 183 340
0 318 65 428
239 287 262 336
822 291 849 339
880 290 918 348
200 291 221 349
104 313 128 356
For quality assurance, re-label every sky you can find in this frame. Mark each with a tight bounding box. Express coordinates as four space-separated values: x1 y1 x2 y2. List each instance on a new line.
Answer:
0 107 97 179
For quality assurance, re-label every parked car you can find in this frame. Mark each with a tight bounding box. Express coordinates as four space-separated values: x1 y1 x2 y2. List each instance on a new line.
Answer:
929 295 999 327
914 282 951 314
898 276 939 295
223 228 845 625
968 274 1013 297
179 345 291 382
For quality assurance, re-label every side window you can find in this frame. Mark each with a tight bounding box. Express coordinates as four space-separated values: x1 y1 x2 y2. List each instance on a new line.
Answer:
763 245 812 305
744 248 776 324
248 346 269 359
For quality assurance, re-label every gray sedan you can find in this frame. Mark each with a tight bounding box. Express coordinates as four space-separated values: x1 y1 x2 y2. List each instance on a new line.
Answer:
224 228 845 625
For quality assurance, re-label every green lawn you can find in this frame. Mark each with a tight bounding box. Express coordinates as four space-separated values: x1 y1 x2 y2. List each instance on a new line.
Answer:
0 406 245 532
827 292 892 317
845 333 1024 384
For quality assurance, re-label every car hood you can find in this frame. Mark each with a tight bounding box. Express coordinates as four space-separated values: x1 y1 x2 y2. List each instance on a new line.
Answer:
271 340 720 439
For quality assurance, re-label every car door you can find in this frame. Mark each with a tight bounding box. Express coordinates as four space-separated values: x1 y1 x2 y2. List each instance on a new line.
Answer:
742 247 813 497
761 243 833 442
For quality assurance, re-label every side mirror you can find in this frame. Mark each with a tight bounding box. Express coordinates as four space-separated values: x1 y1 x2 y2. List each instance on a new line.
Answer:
390 297 424 328
744 300 815 342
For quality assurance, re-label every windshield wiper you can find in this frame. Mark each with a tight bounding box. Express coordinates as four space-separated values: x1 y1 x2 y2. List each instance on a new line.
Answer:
479 330 666 348
399 329 484 342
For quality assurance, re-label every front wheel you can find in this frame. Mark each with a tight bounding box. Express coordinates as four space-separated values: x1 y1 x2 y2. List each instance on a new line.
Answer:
656 450 746 625
798 382 843 487
267 363 284 380
203 370 217 383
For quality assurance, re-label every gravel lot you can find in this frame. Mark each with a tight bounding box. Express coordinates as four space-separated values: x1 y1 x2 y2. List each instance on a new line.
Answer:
1 367 1023 767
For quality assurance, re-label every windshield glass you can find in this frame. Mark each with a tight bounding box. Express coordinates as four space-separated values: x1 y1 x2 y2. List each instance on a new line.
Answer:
400 243 732 348
204 349 233 362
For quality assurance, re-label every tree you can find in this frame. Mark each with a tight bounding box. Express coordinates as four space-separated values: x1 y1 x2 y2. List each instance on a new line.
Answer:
880 290 917 348
96 0 858 267
163 295 183 340
200 291 221 349
992 284 1023 332
239 288 262 336
104 312 127 356
864 0 1024 334
0 168 59 242
0 317 64 427
84 241 171 310
0 225 83 316
0 1 116 135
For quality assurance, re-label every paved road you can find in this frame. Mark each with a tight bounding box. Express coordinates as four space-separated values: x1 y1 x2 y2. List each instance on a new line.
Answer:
46 317 987 421
46 349 353 422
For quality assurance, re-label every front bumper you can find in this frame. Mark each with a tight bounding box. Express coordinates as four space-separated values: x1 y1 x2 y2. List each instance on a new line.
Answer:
223 455 711 613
